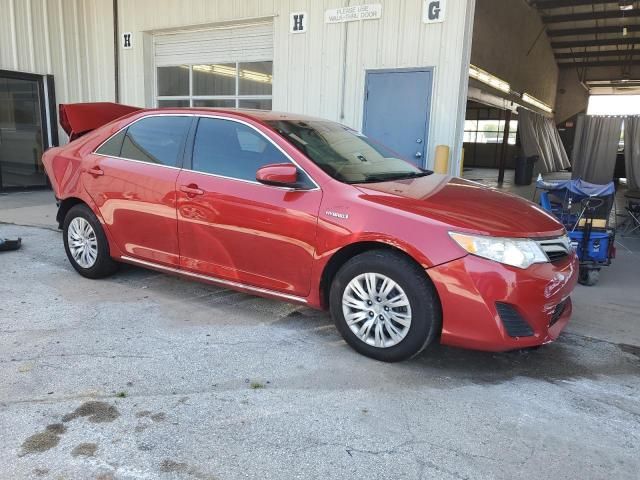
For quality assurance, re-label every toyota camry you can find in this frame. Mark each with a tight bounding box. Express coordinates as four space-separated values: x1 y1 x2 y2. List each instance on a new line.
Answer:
42 104 578 362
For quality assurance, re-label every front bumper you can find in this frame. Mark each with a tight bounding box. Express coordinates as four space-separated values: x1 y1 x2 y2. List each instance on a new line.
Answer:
428 252 579 352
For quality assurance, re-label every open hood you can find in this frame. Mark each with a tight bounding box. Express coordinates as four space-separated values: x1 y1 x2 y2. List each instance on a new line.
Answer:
59 102 142 140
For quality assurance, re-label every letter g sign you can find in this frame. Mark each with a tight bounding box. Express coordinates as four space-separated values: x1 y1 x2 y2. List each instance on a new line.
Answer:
423 0 446 24
429 1 441 20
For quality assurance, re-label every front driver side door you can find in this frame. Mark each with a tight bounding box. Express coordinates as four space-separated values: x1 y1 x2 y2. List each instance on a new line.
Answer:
176 116 322 297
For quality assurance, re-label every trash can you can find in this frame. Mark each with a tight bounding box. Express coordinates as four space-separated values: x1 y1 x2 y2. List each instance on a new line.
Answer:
514 155 538 186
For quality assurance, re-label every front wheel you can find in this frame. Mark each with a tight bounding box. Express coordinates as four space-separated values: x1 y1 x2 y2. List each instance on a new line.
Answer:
329 250 441 362
63 204 118 279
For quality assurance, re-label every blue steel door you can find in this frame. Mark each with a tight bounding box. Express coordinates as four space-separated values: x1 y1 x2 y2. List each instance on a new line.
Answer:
362 68 432 167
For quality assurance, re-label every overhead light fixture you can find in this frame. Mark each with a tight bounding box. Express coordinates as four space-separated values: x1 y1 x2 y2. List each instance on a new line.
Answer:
619 1 633 11
191 64 272 84
239 69 272 84
522 93 553 113
469 64 511 93
193 64 237 77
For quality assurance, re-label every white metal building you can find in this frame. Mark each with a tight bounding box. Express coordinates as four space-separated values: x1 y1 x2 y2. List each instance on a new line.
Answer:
0 0 475 190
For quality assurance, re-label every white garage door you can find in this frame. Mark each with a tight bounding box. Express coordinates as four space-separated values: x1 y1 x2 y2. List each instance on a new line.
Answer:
154 22 273 110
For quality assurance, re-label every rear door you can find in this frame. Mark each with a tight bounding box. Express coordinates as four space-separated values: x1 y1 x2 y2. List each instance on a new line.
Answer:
83 115 193 267
176 116 322 297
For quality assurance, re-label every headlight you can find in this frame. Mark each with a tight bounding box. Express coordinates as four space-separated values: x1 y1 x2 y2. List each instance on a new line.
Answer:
449 232 548 269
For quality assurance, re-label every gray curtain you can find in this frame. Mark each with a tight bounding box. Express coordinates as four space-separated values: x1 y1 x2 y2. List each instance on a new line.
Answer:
571 115 623 184
518 108 570 173
625 116 640 191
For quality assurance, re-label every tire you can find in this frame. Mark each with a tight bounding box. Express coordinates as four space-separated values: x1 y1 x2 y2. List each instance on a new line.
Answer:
63 203 118 279
329 249 441 362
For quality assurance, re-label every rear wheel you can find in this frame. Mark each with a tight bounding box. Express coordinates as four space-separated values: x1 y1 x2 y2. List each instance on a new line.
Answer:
329 250 441 362
63 204 118 279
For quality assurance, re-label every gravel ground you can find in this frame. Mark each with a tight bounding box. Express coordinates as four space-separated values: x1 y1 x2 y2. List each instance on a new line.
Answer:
0 223 638 480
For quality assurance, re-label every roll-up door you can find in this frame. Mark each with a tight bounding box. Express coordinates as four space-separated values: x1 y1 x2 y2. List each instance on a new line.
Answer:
154 22 273 110
154 22 273 67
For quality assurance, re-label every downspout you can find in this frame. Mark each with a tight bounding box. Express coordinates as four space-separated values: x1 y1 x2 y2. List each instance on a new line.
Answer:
339 0 351 120
113 0 120 102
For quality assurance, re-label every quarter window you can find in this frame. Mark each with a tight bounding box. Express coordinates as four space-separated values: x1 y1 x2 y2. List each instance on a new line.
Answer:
119 116 191 167
191 117 312 187
95 130 126 157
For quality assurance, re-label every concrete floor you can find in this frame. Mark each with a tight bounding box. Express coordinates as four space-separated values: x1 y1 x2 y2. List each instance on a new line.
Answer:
0 186 639 480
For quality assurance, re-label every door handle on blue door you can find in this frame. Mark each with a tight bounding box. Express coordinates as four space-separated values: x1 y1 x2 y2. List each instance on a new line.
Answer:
415 152 422 158
180 184 204 197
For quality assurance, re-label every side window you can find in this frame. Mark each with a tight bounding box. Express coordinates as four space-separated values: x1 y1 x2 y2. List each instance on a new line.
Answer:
192 117 313 187
120 116 191 167
95 130 125 157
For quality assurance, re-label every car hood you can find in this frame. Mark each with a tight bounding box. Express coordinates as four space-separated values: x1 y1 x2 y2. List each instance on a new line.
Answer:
354 174 565 238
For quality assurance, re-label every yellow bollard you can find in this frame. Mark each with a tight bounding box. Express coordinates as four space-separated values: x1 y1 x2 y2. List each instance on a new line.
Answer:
434 145 450 174
460 147 465 177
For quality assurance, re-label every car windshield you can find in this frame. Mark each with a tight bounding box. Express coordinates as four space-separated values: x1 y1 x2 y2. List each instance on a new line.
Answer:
265 119 431 184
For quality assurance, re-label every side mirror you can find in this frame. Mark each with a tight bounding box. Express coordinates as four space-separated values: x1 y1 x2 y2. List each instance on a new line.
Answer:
256 163 299 187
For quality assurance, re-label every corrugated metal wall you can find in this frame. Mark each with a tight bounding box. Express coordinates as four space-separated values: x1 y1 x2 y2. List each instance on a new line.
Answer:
1 0 475 170
118 0 475 171
0 0 115 141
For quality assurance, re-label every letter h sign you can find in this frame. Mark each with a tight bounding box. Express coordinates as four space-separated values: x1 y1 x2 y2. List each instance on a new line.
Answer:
290 12 308 33
122 32 133 49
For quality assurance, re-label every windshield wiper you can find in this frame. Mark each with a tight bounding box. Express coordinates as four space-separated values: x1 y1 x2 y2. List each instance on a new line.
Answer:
358 170 432 183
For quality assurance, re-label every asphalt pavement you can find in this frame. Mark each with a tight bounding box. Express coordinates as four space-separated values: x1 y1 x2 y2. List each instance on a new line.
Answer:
0 199 639 479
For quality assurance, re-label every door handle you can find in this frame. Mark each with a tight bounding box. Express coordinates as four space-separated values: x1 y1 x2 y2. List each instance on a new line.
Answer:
87 166 104 176
415 152 423 158
180 184 204 197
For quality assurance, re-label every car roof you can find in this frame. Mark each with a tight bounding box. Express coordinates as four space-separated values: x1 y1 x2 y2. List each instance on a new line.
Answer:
138 108 328 124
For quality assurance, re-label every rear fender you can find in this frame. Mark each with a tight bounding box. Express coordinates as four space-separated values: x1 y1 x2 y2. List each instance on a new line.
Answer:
56 194 124 259
44 146 123 259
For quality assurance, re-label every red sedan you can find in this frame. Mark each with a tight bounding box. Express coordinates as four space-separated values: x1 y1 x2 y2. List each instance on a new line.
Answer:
43 104 578 362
